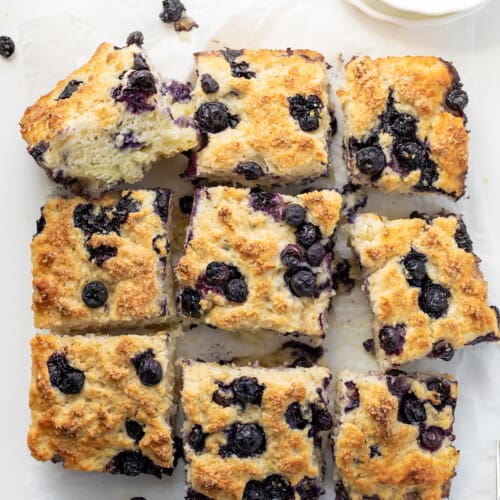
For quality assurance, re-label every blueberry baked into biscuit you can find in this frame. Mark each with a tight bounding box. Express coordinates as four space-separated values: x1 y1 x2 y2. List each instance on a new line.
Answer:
20 34 197 197
31 189 175 331
186 49 334 185
28 332 176 476
337 56 469 199
175 186 342 338
333 370 459 499
181 360 333 500
347 212 500 368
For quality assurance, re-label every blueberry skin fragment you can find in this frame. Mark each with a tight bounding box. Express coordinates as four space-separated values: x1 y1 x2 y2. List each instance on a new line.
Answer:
126 31 144 46
29 141 49 162
56 80 83 100
344 381 360 413
0 35 15 58
159 0 185 23
131 349 163 386
200 73 219 94
296 477 322 500
454 219 473 252
426 377 453 409
429 340 455 361
180 288 202 318
82 281 108 308
47 352 85 394
188 424 207 453
153 189 171 223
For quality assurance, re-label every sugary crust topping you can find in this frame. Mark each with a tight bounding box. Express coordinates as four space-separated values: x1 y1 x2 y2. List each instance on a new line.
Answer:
181 361 332 500
175 186 342 337
334 370 459 499
28 333 174 471
191 49 331 183
32 189 173 331
347 213 500 367
337 56 468 197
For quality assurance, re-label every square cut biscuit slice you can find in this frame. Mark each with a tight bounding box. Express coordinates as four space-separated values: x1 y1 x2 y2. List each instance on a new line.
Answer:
181 360 333 500
337 56 469 199
20 38 198 197
28 332 176 476
32 189 175 332
333 370 459 499
186 49 335 185
346 212 500 369
175 186 342 338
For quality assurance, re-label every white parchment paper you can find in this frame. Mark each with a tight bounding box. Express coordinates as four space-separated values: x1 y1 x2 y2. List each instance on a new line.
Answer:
1 0 499 498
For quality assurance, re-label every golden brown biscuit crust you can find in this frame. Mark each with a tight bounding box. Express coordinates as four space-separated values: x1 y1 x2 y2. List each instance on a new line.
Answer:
347 213 500 368
334 370 459 500
32 189 174 331
181 360 332 500
28 333 175 473
189 49 332 184
175 186 342 337
337 56 468 198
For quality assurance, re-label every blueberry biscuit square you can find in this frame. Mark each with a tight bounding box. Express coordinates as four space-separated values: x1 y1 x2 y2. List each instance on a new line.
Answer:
32 189 175 331
181 360 333 500
175 186 342 337
333 370 459 499
337 56 469 199
28 332 176 476
186 49 334 185
347 212 500 368
20 35 197 197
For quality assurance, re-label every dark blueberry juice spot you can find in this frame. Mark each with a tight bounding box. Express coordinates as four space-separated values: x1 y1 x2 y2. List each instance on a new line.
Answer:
284 402 308 430
296 477 322 500
311 401 332 431
126 31 144 46
220 423 266 458
29 141 49 162
168 81 191 102
200 73 219 94
369 445 381 458
56 80 83 100
283 204 306 228
295 223 320 248
446 89 468 113
115 194 141 225
429 340 455 361
159 0 185 22
35 212 46 236
379 324 406 356
418 283 450 318
305 243 326 267
344 381 360 413
205 262 230 286
288 94 323 132
88 245 117 267
179 195 194 214
356 146 386 177
394 141 427 171
289 269 316 298
0 35 15 58
281 244 303 267
105 450 169 478
194 102 233 133
47 352 85 394
398 393 426 425
454 219 473 252
188 424 207 453
180 288 202 317
232 376 264 406
224 278 248 303
131 349 163 386
235 161 264 180
418 426 445 452
402 250 428 287
82 281 108 308
125 420 145 443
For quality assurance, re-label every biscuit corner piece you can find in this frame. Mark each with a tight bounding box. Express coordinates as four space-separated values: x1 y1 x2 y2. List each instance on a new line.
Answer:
186 48 334 185
28 332 176 476
346 211 500 368
31 189 175 331
181 360 333 499
175 186 342 338
20 35 198 197
333 370 459 499
337 56 469 199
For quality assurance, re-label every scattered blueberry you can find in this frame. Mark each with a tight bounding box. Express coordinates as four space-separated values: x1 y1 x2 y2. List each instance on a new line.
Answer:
289 269 316 297
369 445 381 458
249 188 282 218
284 402 308 430
224 278 248 303
283 204 306 227
159 0 185 23
220 423 266 458
415 159 438 190
426 377 452 409
47 352 85 394
115 193 141 225
418 426 445 452
56 80 83 100
288 94 324 132
221 49 256 79
379 324 406 356
205 262 231 286
331 259 355 292
386 373 410 398
296 477 322 500
295 223 320 248
200 73 219 94
194 102 231 133
454 219 473 252
243 475 293 500
418 283 450 318
82 281 108 308
180 288 202 318
398 393 426 425
0 36 15 58
446 89 468 113
235 161 264 180
344 381 360 413
394 141 427 171
363 338 375 355
390 113 417 138
305 243 326 267
126 31 144 46
179 195 194 214
87 245 117 267
402 250 428 287
128 70 156 94
131 349 163 386
105 450 170 477
232 376 264 406
212 383 233 407
311 400 333 431
126 420 145 443
281 244 303 268
188 424 207 453
35 212 46 236
429 340 455 361
355 146 386 177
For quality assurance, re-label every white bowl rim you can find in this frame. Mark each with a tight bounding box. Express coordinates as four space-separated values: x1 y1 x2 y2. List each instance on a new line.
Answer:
378 0 489 16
